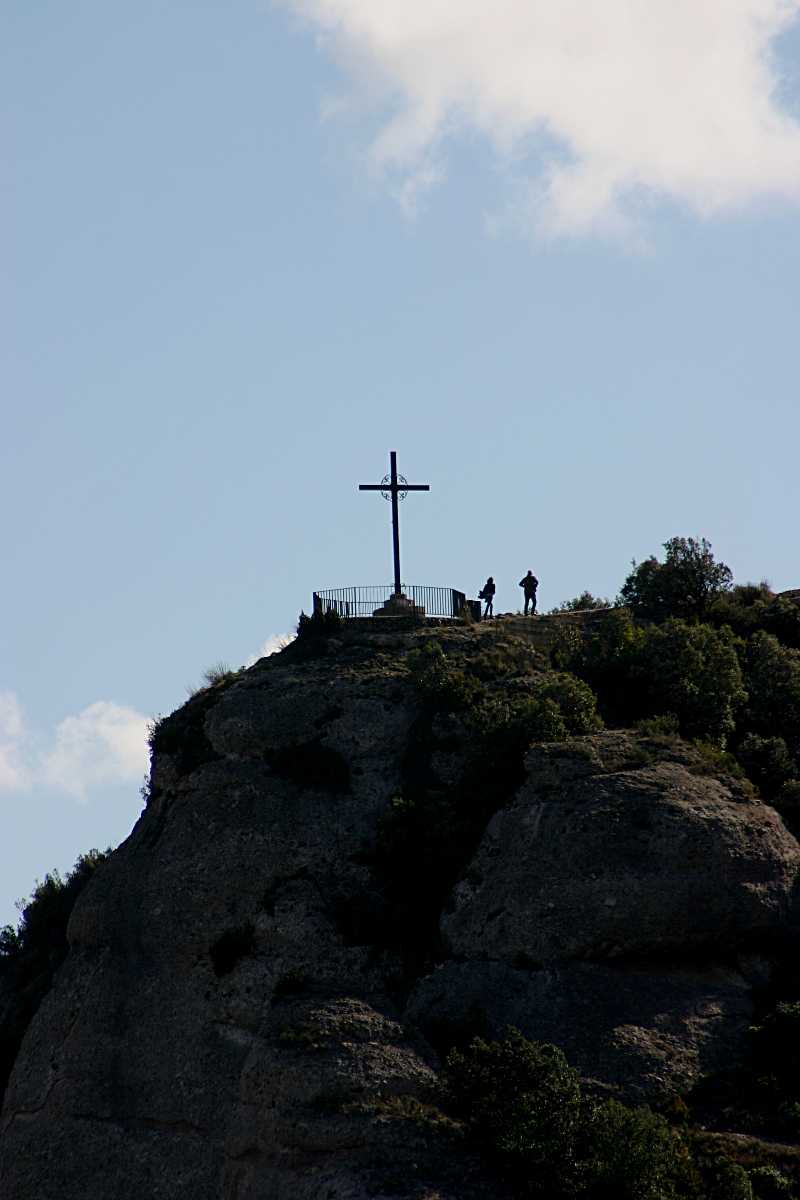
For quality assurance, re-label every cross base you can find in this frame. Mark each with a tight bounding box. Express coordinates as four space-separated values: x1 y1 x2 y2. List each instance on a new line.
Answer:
372 593 425 619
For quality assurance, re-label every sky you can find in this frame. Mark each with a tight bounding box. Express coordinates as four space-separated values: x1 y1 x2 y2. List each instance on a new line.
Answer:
2 0 800 927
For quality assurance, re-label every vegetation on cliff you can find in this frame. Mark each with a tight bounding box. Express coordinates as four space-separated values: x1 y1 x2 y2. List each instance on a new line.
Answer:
445 1028 710 1199
4 535 800 1198
440 1022 800 1198
558 539 800 813
364 537 800 1196
0 851 107 1108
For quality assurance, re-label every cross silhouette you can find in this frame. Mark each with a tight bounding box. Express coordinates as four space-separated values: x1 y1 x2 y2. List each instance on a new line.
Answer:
359 451 430 596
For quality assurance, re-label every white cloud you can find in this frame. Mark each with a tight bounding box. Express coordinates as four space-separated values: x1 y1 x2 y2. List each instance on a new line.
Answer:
40 702 150 803
245 633 295 667
0 691 30 792
0 694 149 804
279 0 800 236
0 692 24 741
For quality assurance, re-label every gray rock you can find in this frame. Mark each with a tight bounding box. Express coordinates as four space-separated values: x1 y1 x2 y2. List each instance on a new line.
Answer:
442 734 800 963
3 630 800 1196
407 958 754 1102
1 646 495 1200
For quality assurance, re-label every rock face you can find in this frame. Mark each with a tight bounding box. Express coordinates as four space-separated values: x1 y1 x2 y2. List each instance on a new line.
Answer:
409 732 800 1102
2 621 800 1198
407 960 755 1103
442 735 800 963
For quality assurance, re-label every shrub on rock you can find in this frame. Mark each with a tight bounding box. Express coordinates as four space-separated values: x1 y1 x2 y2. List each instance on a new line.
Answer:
445 1029 699 1199
620 537 733 622
749 1165 794 1200
0 851 107 1108
445 1029 585 1197
633 620 745 745
744 633 800 760
736 734 796 800
568 613 745 745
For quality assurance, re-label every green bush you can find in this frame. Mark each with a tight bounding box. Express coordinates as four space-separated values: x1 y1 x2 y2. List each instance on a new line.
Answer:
549 622 585 671
708 586 800 651
705 1158 753 1200
775 1099 800 1136
550 592 613 614
560 608 645 723
736 734 796 800
445 1029 701 1199
407 642 485 711
620 537 733 622
762 596 800 650
635 714 681 737
570 614 745 745
446 1030 585 1197
296 608 344 640
532 673 603 736
775 780 800 815
409 645 601 751
637 620 746 745
466 677 602 793
708 583 774 639
3 850 107 962
410 639 571 711
466 637 543 681
586 1099 693 1200
744 633 800 759
0 850 108 1107
202 660 237 687
751 1002 800 1090
470 694 567 746
690 741 748 786
148 686 223 775
749 1165 794 1200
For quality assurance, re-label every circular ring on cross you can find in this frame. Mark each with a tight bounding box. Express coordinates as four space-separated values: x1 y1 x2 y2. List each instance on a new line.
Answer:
381 473 408 501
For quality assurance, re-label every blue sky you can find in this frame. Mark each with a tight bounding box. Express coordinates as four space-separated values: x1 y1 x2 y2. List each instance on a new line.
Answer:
3 1 800 926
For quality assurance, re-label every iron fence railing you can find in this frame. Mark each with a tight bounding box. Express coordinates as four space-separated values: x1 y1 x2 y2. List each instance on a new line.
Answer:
313 585 466 620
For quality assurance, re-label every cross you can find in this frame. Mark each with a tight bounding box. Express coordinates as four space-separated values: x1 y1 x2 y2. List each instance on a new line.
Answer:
359 451 430 596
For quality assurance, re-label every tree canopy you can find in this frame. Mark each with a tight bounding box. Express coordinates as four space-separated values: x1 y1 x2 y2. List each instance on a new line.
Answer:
620 537 733 621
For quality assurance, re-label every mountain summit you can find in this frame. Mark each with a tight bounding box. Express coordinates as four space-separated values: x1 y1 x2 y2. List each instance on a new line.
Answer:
3 614 800 1198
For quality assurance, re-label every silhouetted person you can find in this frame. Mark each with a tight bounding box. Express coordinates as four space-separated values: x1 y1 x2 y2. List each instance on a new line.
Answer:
479 576 496 618
519 570 538 616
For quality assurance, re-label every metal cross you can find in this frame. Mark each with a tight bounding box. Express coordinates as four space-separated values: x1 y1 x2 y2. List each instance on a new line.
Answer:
359 451 430 596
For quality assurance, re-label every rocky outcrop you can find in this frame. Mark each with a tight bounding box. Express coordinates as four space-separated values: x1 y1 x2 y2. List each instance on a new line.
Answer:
408 959 757 1103
442 734 800 963
0 632 501 1200
405 732 800 1102
2 623 800 1198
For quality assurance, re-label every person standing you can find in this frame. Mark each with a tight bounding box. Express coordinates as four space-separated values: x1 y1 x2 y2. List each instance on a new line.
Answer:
519 570 539 616
479 576 496 618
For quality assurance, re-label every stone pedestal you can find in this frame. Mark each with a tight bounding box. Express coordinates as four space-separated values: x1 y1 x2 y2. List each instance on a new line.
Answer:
372 593 425 619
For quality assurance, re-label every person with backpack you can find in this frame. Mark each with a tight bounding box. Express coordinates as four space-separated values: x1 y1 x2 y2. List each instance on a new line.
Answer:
519 570 539 616
479 576 496 618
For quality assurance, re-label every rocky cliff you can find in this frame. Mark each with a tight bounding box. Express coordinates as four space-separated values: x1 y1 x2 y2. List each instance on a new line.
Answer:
2 618 800 1199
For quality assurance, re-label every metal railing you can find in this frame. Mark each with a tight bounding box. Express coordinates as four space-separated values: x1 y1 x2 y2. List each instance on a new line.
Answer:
313 585 466 620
